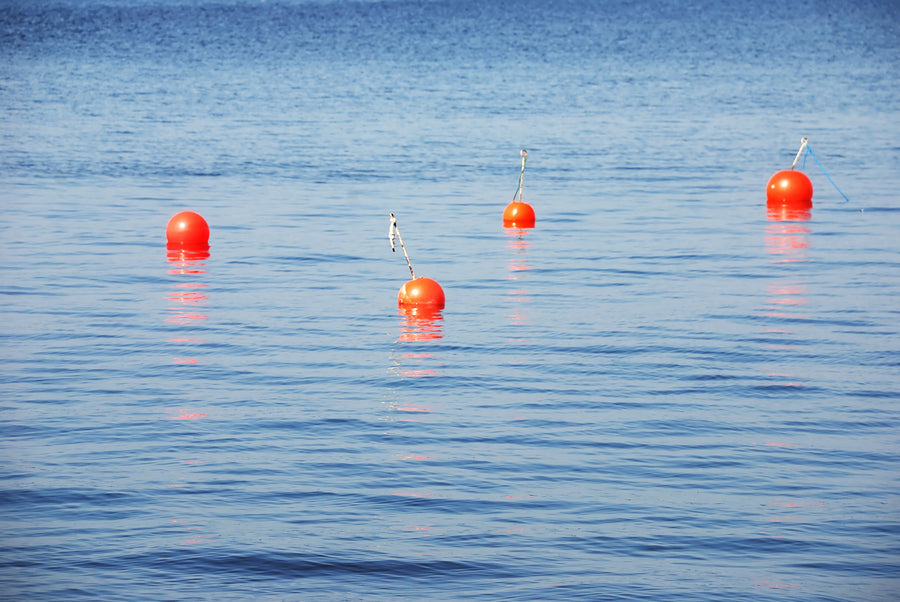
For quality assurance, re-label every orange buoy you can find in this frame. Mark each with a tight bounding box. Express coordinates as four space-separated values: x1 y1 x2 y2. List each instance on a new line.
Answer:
398 277 445 308
166 211 210 249
766 170 813 208
390 214 445 309
504 149 535 228
503 201 536 228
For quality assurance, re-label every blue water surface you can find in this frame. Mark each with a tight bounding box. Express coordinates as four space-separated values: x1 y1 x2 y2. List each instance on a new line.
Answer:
1 0 899 599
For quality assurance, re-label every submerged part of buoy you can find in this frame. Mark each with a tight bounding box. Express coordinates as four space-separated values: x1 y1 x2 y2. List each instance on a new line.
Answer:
398 277 445 308
167 211 210 249
503 201 536 228
766 170 813 208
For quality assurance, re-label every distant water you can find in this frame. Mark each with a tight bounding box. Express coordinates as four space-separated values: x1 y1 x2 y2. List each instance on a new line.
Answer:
2 0 899 600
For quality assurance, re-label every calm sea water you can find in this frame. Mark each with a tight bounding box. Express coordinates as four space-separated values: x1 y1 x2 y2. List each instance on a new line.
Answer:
2 0 899 599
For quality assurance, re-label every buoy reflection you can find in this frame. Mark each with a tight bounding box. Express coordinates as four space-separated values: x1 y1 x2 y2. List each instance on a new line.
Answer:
756 495 824 555
390 307 444 378
169 518 220 546
759 209 810 389
166 248 210 275
506 228 532 327
165 249 209 362
765 221 810 264
166 282 208 305
767 204 811 223
165 282 209 327
763 210 810 318
397 306 443 342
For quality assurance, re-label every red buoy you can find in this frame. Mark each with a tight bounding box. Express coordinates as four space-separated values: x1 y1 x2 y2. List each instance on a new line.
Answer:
504 150 535 228
166 211 210 249
766 170 813 209
398 277 445 308
503 201 536 228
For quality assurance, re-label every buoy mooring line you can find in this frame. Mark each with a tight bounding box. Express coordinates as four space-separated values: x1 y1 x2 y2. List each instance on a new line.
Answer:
389 213 445 308
795 137 851 204
389 212 415 279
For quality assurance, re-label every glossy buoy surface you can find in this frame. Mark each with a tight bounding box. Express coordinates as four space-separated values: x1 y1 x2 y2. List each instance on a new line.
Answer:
166 211 210 249
503 201 536 228
766 170 813 208
398 277 445 308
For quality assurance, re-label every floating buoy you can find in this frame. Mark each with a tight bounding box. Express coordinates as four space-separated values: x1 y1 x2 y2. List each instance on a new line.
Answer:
503 201 536 228
166 211 209 249
504 149 535 228
398 277 445 308
766 138 813 210
389 213 445 309
766 170 813 208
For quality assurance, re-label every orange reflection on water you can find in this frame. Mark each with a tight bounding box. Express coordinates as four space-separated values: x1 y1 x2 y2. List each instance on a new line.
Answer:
393 354 441 376
401 524 434 537
767 285 807 303
170 519 221 546
165 250 209 360
166 281 209 327
767 204 811 223
166 248 210 274
400 368 441 377
166 282 209 305
757 496 825 548
508 299 532 326
391 288 444 380
762 281 808 319
506 228 533 275
765 371 806 387
395 404 430 412
164 311 208 326
506 228 533 326
384 401 431 420
172 357 201 364
765 221 810 264
398 306 443 342
168 408 208 420
763 210 811 322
